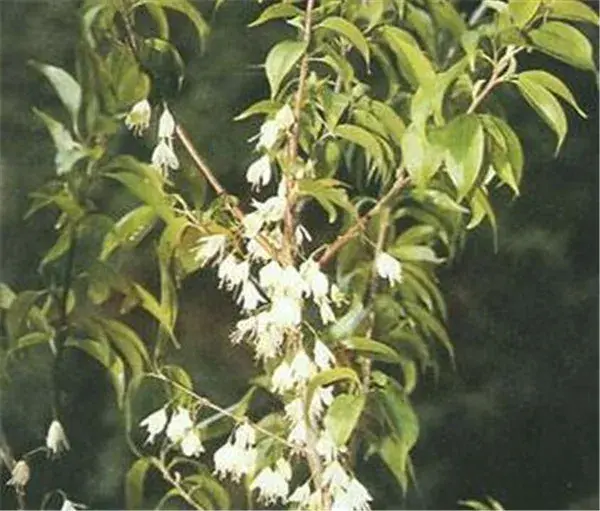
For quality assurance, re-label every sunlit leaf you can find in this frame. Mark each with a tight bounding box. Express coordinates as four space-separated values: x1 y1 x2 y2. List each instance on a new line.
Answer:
518 70 586 118
248 3 302 27
515 76 567 154
324 393 366 446
529 21 595 70
318 17 370 65
125 457 153 510
547 0 599 25
508 0 541 27
265 40 307 98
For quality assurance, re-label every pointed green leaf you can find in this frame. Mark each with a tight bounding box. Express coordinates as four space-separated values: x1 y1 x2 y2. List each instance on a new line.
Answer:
101 205 158 260
265 40 307 98
370 100 406 145
518 70 587 118
133 0 209 48
548 0 599 25
249 3 302 27
343 336 404 364
427 0 467 39
32 108 87 175
390 244 443 264
529 21 595 70
30 61 82 131
125 457 153 510
434 115 485 200
40 228 72 269
516 76 567 153
335 123 385 163
379 26 435 88
324 393 366 446
318 17 370 65
401 125 442 188
508 0 541 27
234 99 280 121
480 115 524 187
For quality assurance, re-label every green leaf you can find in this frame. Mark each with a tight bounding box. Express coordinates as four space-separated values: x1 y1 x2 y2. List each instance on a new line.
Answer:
335 124 385 164
508 0 541 27
66 339 126 407
305 367 361 417
324 393 366 446
327 298 367 341
0 283 16 310
390 244 442 264
30 61 82 131
234 99 280 121
404 302 454 362
480 115 524 189
369 100 406 145
101 205 158 260
125 457 153 510
32 108 87 175
98 318 151 373
132 283 177 345
265 40 307 98
379 26 435 88
515 76 567 154
318 17 370 65
343 337 405 364
298 178 354 223
248 3 302 27
6 291 46 341
427 0 467 39
518 70 586 118
401 125 442 188
145 4 169 38
547 0 599 25
529 21 595 70
40 228 72 269
132 0 209 48
433 114 484 200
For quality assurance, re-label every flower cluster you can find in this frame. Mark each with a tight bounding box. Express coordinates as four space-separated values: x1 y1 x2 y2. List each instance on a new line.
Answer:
140 406 204 457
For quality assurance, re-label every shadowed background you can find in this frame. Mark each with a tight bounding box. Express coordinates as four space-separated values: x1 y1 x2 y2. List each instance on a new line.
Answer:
0 1 598 509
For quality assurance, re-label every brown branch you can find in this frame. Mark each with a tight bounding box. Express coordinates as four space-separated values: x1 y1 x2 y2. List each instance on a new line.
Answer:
318 174 411 268
175 125 283 263
282 0 316 264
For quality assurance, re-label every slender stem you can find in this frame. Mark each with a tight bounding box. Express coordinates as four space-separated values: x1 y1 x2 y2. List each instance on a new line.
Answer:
175 125 282 263
148 373 298 450
153 458 205 510
318 173 410 268
282 0 316 264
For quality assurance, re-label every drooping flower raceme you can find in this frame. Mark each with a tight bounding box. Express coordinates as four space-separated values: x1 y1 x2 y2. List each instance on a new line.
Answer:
151 104 179 174
250 458 293 505
46 420 70 456
246 154 272 190
213 423 257 482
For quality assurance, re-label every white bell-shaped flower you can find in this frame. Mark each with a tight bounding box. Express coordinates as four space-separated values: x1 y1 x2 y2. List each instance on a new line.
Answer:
288 481 311 505
140 407 168 444
165 407 193 442
274 104 295 131
257 119 280 151
234 422 256 449
46 420 70 456
246 154 272 190
375 252 403 286
270 296 302 328
237 281 265 311
250 465 289 505
314 340 336 370
290 349 316 384
194 234 227 265
125 99 151 136
321 460 350 493
300 259 329 299
158 105 176 139
6 460 30 490
181 430 204 457
271 360 294 394
151 139 179 173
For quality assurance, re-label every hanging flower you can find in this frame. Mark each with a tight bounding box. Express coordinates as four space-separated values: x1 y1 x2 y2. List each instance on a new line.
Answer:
309 386 334 423
318 298 336 325
194 234 227 265
213 425 257 482
274 104 295 131
314 340 336 370
295 224 312 246
269 296 302 328
60 498 86 511
257 119 280 151
139 407 168 444
289 349 316 384
46 420 70 456
321 460 350 493
246 154 272 190
237 281 265 311
151 139 179 173
331 477 373 511
299 259 329 300
165 407 193 442
250 459 291 505
181 430 204 457
158 105 176 139
316 429 338 463
288 481 311 506
6 460 30 490
271 360 294 394
217 255 249 291
375 252 403 286
125 99 151 136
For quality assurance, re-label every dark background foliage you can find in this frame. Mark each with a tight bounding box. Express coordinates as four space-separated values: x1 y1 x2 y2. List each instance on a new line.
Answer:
0 1 597 509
